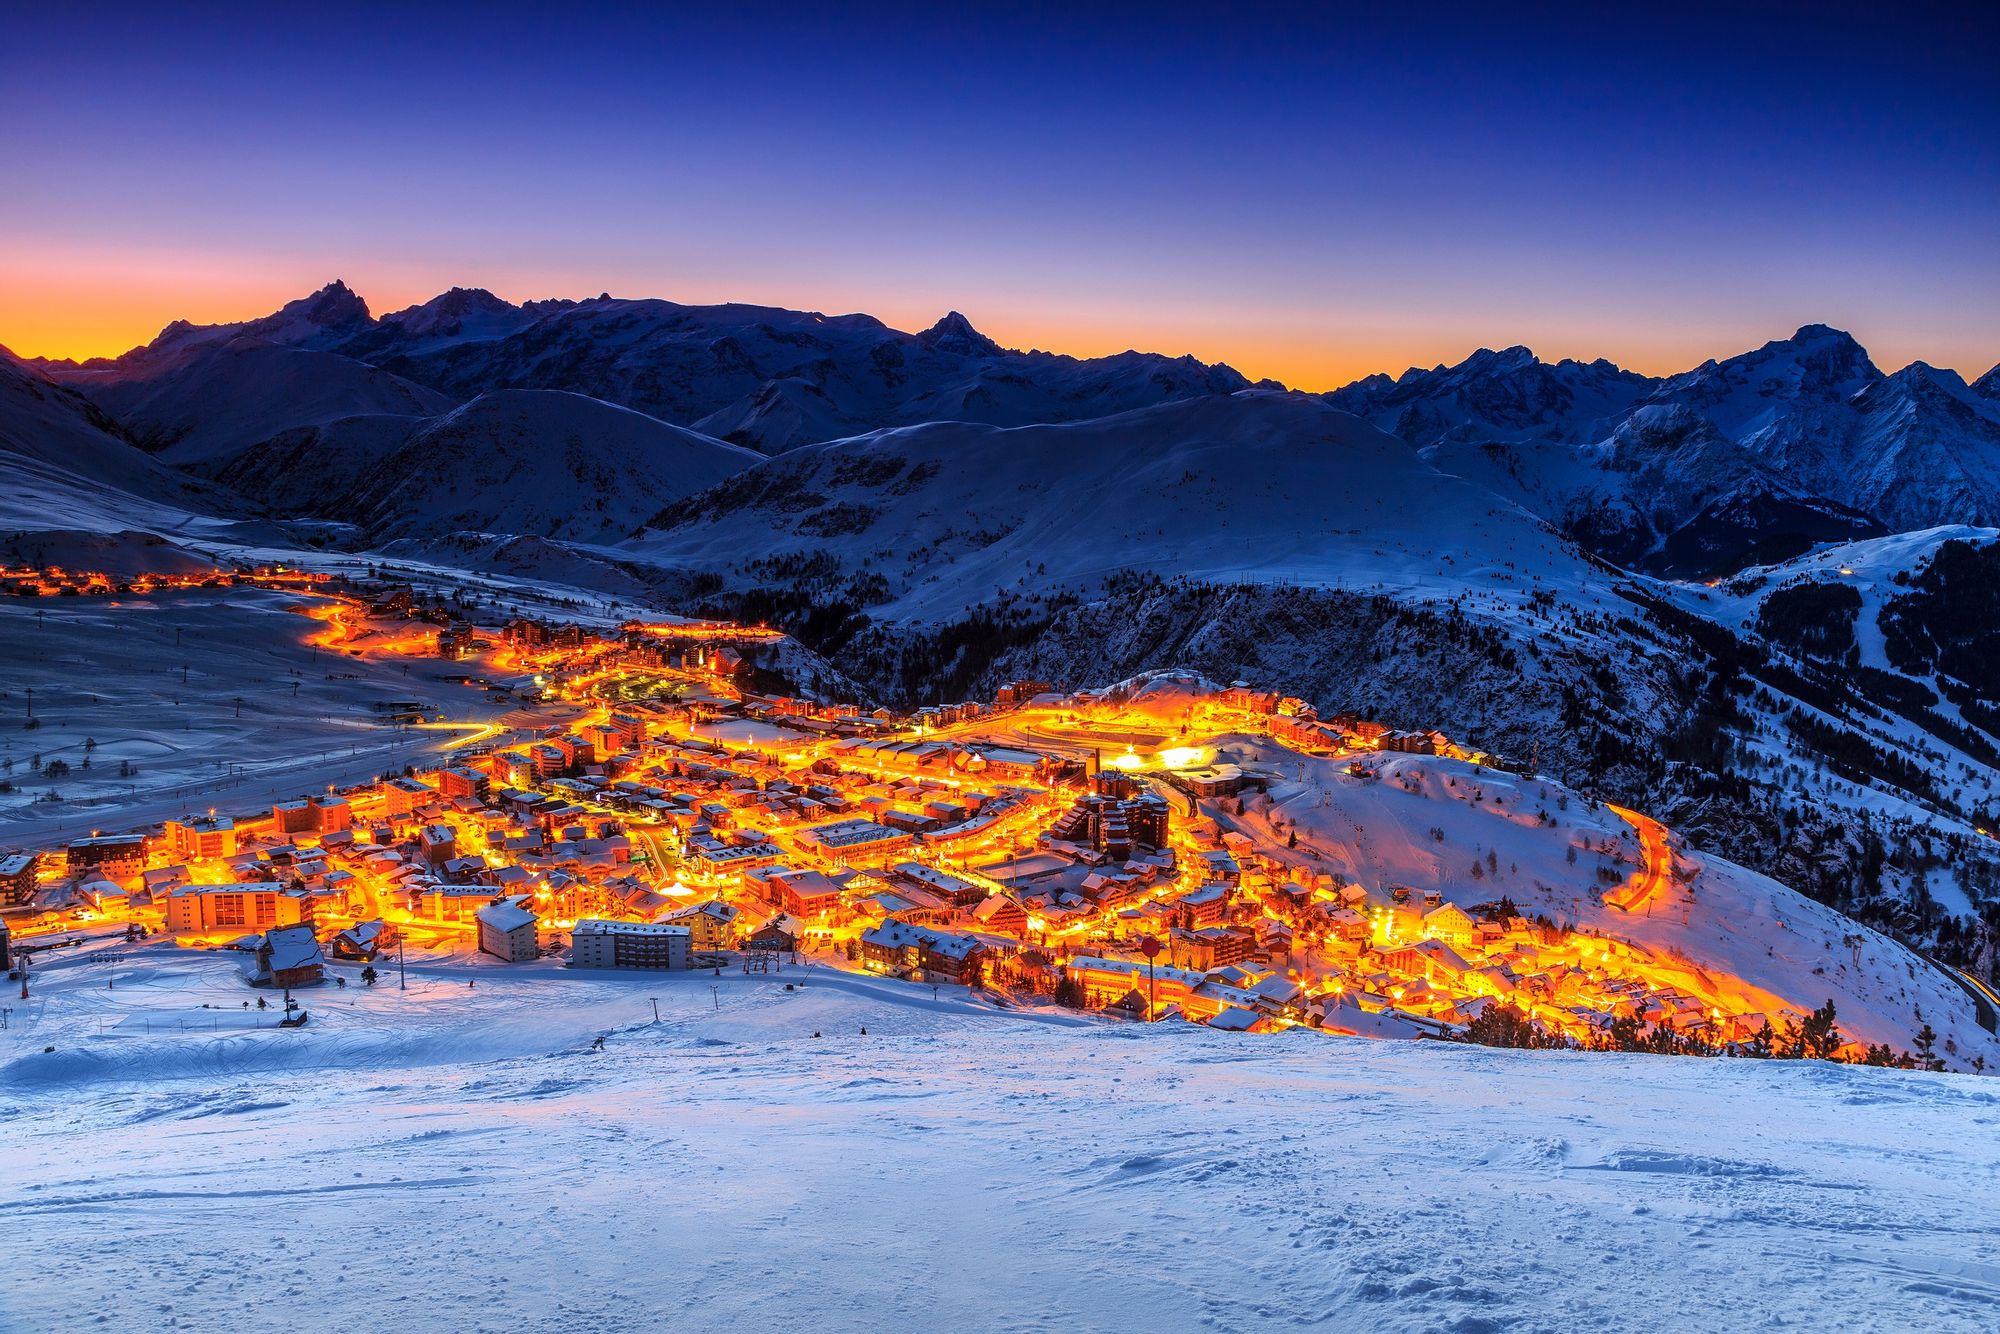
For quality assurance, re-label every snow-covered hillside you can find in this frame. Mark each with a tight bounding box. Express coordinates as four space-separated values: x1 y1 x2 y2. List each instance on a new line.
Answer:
1231 742 1997 1062
58 337 455 468
1690 526 2000 672
264 390 763 543
4 946 1998 1333
628 389 1618 623
0 349 246 535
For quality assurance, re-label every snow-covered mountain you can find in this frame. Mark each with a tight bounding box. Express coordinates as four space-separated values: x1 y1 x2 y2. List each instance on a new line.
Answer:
626 389 1615 622
49 333 456 468
1347 326 2000 572
0 348 241 534
1327 345 1658 446
351 291 1262 453
46 283 1265 456
223 389 761 544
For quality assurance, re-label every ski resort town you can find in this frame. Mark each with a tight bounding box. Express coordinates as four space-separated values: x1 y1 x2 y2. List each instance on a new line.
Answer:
4 568 1991 1067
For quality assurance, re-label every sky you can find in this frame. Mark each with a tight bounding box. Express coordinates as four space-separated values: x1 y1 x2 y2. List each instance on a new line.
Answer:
2 3 1996 389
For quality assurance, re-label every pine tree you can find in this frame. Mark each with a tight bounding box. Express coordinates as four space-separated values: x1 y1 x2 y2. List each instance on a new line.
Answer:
1913 1023 1946 1072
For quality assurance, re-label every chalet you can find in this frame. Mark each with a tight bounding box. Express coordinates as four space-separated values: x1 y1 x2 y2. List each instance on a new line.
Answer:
1421 902 1477 949
968 894 1028 936
331 919 394 960
858 920 986 982
254 925 326 988
747 916 801 954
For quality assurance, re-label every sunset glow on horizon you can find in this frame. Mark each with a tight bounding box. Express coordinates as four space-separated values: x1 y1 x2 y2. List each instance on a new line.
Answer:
3 5 1996 389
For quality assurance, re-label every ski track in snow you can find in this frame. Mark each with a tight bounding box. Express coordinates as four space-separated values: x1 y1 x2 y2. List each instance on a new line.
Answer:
3 946 1998 1333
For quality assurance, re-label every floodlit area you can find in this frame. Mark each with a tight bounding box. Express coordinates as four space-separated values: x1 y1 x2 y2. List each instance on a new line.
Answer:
3 941 1999 1333
3 577 1994 1073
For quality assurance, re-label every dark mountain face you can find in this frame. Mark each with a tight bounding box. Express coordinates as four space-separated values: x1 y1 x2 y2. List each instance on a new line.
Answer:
1327 346 1658 446
340 297 1259 454
1880 538 2000 716
51 283 1261 457
1653 487 1886 580
1364 326 2000 571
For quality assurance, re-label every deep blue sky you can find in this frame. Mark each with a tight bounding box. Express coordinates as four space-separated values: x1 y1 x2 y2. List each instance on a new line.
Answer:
4 2 1995 385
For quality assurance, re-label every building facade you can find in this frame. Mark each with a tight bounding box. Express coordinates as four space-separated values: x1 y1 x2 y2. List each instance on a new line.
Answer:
570 919 691 970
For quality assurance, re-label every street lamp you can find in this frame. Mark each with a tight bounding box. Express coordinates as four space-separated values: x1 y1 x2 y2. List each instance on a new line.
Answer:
1138 934 1162 1021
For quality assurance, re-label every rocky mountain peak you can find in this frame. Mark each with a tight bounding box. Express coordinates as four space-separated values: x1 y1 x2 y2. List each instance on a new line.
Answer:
920 310 1002 357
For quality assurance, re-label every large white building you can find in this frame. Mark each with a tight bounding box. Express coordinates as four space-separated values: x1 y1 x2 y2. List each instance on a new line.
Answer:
476 896 541 962
570 919 691 971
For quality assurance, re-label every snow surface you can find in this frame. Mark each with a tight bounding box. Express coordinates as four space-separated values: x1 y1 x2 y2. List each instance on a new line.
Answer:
1689 524 2000 669
626 390 1626 625
4 941 1999 1333
0 587 542 842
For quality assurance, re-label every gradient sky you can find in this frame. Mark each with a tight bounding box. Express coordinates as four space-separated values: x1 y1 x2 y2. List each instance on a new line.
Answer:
3 3 1996 388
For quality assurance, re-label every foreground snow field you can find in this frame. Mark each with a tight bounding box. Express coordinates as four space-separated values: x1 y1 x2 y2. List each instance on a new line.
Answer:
3 944 1998 1333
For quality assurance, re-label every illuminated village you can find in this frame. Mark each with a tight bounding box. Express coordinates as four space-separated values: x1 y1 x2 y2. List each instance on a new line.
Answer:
1 571 1905 1060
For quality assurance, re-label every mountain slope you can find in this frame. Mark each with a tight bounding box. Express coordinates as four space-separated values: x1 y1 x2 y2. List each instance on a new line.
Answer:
336 389 761 543
628 389 1613 622
56 338 456 468
0 348 240 534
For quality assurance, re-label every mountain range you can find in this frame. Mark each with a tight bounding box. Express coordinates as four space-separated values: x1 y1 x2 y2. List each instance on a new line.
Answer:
5 283 2000 970
26 283 2000 578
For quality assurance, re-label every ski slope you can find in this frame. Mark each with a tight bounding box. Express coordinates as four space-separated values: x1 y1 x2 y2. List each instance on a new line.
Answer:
2 942 1998 1333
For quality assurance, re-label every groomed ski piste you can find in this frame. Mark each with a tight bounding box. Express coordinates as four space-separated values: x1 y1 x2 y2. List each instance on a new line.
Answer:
3 935 1998 1333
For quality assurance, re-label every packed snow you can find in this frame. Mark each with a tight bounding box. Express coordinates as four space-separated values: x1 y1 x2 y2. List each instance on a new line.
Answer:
0 587 542 843
3 941 1999 1333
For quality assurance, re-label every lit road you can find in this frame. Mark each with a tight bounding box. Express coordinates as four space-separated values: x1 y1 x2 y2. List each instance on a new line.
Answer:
1603 804 1672 913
